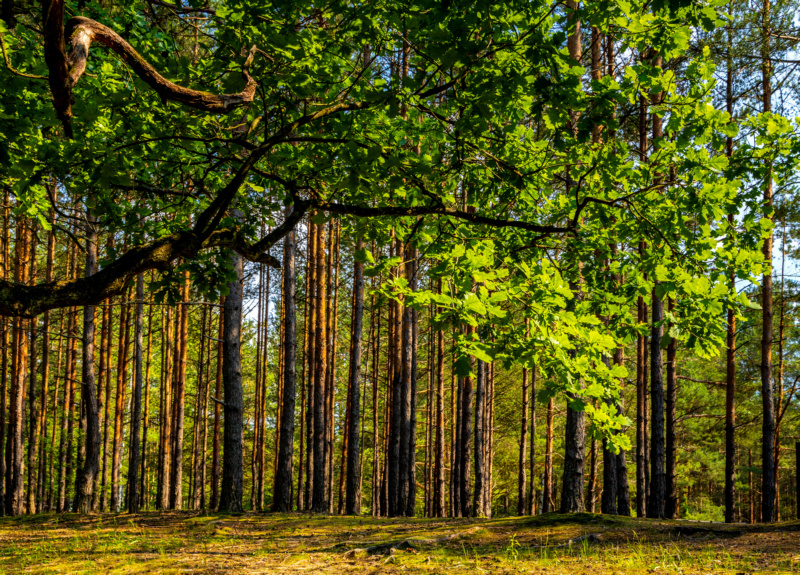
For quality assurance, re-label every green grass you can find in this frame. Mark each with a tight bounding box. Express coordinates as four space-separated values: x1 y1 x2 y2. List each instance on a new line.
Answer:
0 511 798 574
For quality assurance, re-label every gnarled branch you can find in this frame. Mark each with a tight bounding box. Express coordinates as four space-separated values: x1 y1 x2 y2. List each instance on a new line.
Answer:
65 16 257 112
44 2 258 136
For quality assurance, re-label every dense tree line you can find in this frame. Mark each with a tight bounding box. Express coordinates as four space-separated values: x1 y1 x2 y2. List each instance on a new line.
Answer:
0 0 798 522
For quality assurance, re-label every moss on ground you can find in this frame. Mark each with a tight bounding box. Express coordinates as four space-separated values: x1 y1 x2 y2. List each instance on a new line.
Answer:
0 511 798 574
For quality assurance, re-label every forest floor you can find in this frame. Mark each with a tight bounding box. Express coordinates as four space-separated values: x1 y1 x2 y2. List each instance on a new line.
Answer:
0 511 798 574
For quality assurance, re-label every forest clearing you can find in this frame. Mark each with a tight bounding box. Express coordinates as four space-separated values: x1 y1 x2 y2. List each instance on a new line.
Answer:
2 0 800 573
1 512 799 574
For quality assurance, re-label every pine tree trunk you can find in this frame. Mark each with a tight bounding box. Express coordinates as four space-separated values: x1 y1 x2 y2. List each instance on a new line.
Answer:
433 283 445 517
219 248 244 513
157 306 173 510
399 243 416 516
542 396 554 512
311 220 328 512
140 297 154 510
111 291 131 511
344 236 365 515
126 274 144 513
724 18 737 522
76 208 100 513
370 278 381 516
473 357 486 518
529 363 537 515
210 300 223 510
6 216 28 515
191 304 208 510
99 289 113 511
759 0 776 524
26 226 39 514
665 298 678 518
459 353 473 517
304 221 317 510
36 220 55 508
0 190 8 514
559 0 585 516
57 245 78 513
274 210 297 512
518 363 529 516
169 273 190 509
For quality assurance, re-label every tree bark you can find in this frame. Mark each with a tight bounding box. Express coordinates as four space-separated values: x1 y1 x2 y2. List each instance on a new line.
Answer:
473 357 486 517
665 298 678 518
273 209 297 512
542 396 553 513
5 216 27 515
432 285 445 517
210 300 223 510
311 221 328 513
518 362 529 515
169 273 190 509
648 281 666 519
126 273 144 513
111 289 131 511
76 208 100 513
218 248 244 513
345 236 365 515
760 0 776 524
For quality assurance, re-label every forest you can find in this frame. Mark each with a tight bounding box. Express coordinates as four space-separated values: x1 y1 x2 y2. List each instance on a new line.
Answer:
0 0 799 573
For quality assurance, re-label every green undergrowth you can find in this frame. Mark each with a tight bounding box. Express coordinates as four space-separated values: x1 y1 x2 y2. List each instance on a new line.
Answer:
0 511 798 574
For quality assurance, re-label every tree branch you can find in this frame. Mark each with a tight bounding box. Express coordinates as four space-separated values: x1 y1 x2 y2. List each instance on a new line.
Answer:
65 17 257 112
0 223 282 318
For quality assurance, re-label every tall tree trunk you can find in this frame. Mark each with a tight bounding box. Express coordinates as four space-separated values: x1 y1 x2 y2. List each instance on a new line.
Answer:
459 353 473 517
399 242 416 516
518 363 529 515
433 284 445 517
473 357 486 517
344 236 365 515
370 276 381 516
0 189 8 514
723 6 737 524
325 223 339 513
647 49 667 520
303 221 317 510
140 295 154 510
169 272 190 509
76 207 100 513
636 244 647 517
126 273 144 513
111 290 130 511
26 226 39 514
759 0 776 524
528 363 537 515
560 0 585 516
191 304 208 510
274 209 297 512
388 237 402 517
36 219 55 508
99 291 112 510
157 306 173 510
311 220 328 512
665 298 678 518
210 300 223 510
6 216 28 515
542 396 553 513
219 248 244 513
57 245 78 513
